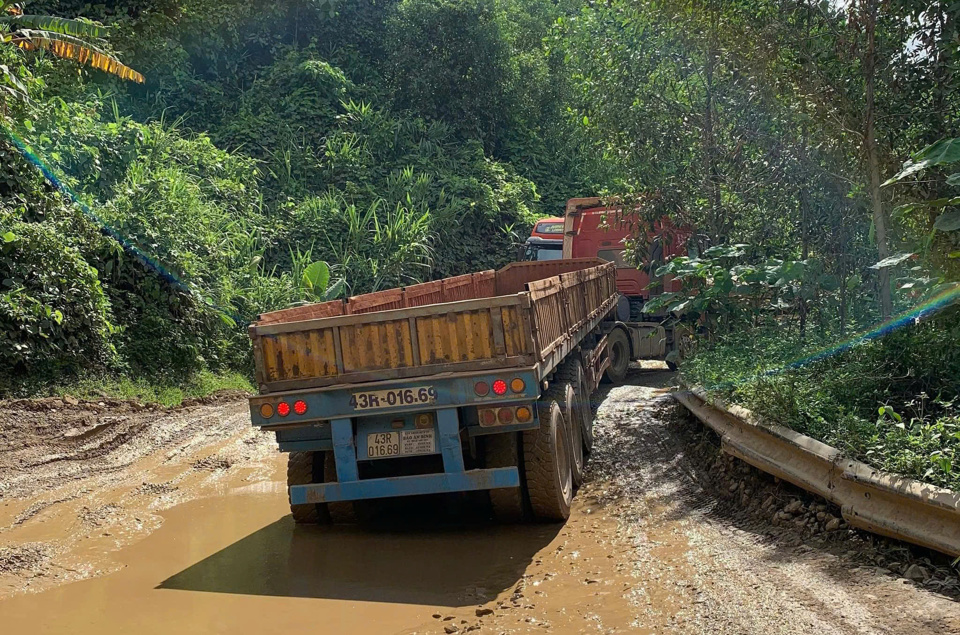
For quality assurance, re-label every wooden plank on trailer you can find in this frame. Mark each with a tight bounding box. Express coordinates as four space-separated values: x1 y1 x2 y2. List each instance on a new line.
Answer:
255 294 526 335
490 306 507 357
408 317 422 366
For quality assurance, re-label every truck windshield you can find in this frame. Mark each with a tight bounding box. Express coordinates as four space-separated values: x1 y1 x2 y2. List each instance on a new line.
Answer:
534 221 564 235
520 243 564 261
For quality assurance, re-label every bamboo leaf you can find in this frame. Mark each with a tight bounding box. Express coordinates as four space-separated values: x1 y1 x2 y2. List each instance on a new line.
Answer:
0 15 104 37
12 30 143 83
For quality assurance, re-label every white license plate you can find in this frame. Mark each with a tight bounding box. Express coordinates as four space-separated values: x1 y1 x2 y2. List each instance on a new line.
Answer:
366 429 436 460
350 386 437 411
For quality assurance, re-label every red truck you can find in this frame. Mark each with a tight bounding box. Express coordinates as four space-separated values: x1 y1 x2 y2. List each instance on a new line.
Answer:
520 196 692 370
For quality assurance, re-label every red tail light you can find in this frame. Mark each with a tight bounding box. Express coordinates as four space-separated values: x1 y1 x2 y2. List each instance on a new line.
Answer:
293 400 307 415
474 381 490 396
492 379 508 395
497 407 515 424
276 402 291 417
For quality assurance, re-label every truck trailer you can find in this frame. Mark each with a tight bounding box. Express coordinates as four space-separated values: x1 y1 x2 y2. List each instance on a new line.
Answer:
247 258 657 524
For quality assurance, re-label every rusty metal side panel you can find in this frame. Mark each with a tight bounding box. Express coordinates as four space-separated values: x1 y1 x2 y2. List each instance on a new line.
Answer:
403 279 444 308
259 330 341 382
441 274 476 302
527 276 565 357
340 319 415 372
347 288 405 315
495 258 606 295
416 308 506 365
473 271 496 298
500 305 526 357
256 299 345 326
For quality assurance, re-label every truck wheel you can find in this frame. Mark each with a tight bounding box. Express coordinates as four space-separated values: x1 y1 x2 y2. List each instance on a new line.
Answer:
484 432 527 522
323 452 357 524
287 451 326 524
523 394 573 521
576 362 595 454
557 375 585 488
603 328 630 384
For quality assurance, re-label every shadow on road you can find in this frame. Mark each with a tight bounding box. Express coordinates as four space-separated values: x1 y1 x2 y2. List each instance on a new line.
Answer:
159 500 561 605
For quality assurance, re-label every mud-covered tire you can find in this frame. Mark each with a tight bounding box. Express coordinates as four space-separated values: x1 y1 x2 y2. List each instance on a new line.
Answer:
559 378 584 488
603 328 630 384
323 452 357 524
484 432 527 522
557 359 591 459
287 451 326 524
576 362 595 454
523 394 573 522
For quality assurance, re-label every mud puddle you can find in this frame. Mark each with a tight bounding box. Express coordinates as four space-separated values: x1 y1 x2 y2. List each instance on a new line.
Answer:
0 466 665 634
2 369 959 634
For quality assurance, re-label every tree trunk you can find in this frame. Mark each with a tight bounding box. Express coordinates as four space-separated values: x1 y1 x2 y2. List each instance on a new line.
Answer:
863 0 892 319
703 43 723 243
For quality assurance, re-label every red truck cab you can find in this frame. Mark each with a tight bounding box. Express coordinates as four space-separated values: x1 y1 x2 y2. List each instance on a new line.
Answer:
562 198 689 300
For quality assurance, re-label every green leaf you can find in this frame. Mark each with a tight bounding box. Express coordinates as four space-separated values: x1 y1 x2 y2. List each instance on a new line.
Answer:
946 173 960 186
302 261 331 294
2 231 16 243
582 115 589 125
933 209 960 232
884 138 960 185
0 15 105 38
869 253 914 270
324 277 346 300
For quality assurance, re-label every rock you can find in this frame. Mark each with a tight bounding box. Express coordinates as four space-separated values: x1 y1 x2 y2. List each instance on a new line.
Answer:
761 495 775 509
444 625 459 634
63 395 79 406
784 500 803 514
904 564 928 582
475 608 493 617
816 512 826 521
728 482 739 493
825 517 841 532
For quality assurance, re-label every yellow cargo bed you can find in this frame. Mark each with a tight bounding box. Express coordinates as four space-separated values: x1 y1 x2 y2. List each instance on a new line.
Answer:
250 259 618 393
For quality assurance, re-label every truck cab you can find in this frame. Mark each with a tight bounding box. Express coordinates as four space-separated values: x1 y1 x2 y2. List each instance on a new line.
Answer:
518 216 564 261
562 197 690 305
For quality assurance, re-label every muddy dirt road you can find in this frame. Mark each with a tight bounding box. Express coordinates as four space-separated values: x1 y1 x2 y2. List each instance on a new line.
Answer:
1 370 958 634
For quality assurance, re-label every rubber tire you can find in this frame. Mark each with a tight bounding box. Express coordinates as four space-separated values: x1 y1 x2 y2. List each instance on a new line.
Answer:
523 394 573 522
559 378 584 488
557 358 592 462
287 451 326 524
577 363 595 454
323 452 357 524
603 328 630 384
484 432 527 522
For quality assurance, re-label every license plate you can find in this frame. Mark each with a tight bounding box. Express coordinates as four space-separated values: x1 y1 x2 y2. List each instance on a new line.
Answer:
350 386 437 411
366 429 436 460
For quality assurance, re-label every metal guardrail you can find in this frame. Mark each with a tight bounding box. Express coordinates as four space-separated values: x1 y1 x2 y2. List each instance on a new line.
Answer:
673 388 960 557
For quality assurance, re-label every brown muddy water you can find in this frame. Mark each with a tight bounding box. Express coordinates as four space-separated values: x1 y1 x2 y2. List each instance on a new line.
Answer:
1 370 959 634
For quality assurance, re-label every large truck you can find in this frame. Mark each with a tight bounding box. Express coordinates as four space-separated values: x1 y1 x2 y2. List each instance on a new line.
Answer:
522 197 692 369
247 258 664 524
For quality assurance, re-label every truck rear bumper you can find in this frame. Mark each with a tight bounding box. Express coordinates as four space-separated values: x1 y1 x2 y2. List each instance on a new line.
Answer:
290 467 520 504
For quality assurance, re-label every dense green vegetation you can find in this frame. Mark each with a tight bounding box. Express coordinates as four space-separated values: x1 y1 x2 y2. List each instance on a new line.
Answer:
2 1 959 483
